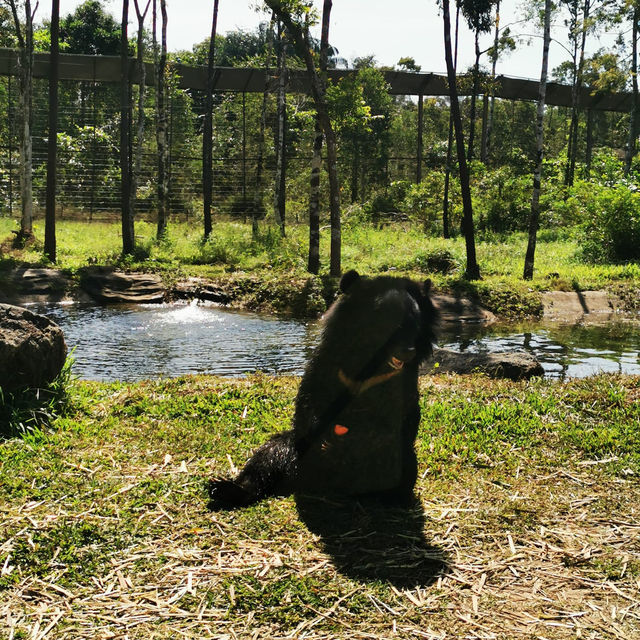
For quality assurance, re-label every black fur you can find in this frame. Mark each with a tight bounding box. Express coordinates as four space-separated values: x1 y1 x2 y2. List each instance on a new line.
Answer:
208 271 438 509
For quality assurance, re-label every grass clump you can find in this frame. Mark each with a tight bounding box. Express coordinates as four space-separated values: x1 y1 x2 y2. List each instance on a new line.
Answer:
0 358 75 438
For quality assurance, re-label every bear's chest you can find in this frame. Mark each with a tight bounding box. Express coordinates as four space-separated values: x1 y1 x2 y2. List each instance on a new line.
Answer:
298 383 408 495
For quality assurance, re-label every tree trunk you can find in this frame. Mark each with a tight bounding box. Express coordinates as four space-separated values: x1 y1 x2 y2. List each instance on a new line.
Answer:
120 0 134 255
308 0 332 274
442 0 480 280
154 0 170 238
442 3 460 239
203 0 220 238
467 29 481 162
480 92 489 164
44 0 60 262
585 108 594 176
565 0 590 186
265 0 341 276
8 0 35 241
132 0 151 228
523 0 552 280
273 19 287 236
308 116 322 274
485 0 500 162
625 3 639 176
417 93 424 182
254 14 275 240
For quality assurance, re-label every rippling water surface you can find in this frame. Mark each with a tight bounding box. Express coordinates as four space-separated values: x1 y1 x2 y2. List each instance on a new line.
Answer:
32 301 320 381
439 320 640 379
29 302 640 381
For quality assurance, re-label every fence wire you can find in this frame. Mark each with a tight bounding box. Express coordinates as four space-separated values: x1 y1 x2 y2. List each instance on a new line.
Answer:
0 76 422 223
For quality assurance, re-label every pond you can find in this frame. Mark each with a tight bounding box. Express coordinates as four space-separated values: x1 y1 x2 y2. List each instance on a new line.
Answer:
29 301 640 382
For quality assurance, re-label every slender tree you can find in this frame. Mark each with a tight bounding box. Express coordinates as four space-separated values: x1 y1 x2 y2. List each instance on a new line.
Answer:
203 0 220 238
6 0 36 242
523 0 552 280
154 0 170 238
482 0 499 162
264 0 342 276
625 1 639 175
460 0 494 162
44 0 60 262
253 13 275 240
120 0 135 255
273 18 287 236
442 2 460 239
441 0 480 279
308 0 332 274
562 0 592 186
132 0 151 226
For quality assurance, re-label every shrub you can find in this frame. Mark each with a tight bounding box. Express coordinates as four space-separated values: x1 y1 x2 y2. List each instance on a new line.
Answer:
580 182 640 263
473 166 530 233
228 195 266 221
403 173 449 233
412 248 460 274
362 181 412 221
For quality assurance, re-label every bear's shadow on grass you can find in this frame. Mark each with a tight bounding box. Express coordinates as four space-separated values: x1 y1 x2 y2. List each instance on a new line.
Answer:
295 494 448 589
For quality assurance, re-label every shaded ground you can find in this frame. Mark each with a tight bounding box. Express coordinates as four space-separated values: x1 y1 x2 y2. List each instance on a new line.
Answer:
1 374 639 639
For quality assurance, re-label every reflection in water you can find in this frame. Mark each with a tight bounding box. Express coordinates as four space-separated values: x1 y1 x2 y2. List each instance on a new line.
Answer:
28 302 640 382
439 320 640 379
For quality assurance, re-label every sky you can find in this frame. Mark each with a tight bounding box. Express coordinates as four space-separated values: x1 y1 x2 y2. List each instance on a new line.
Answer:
46 0 618 82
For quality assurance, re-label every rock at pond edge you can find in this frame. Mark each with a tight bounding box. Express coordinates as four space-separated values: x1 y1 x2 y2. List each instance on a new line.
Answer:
80 268 165 304
423 347 544 381
0 303 67 391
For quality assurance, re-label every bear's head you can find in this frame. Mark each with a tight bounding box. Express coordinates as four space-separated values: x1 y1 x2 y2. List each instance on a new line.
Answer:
319 270 438 385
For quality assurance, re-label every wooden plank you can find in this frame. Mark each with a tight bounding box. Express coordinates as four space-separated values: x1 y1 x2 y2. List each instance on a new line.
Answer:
0 47 632 112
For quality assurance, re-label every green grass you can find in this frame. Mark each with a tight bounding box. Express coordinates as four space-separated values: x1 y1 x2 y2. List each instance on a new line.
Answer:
2 218 640 319
1 373 639 638
2 217 639 288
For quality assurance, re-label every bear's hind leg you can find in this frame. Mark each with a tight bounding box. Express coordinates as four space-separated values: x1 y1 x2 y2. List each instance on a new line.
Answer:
207 431 298 510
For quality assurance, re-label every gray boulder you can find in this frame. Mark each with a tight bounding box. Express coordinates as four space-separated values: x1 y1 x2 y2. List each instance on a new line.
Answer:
433 294 496 325
80 268 165 303
0 267 73 303
0 304 67 391
173 277 231 305
423 347 544 381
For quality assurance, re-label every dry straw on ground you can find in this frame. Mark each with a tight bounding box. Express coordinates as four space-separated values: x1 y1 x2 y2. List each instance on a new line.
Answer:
1 375 639 639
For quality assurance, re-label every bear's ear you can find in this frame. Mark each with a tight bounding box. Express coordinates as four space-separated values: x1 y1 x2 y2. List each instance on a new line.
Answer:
423 278 432 293
339 270 360 293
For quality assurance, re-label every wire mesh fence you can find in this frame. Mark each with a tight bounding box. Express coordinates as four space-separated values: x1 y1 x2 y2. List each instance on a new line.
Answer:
0 75 425 226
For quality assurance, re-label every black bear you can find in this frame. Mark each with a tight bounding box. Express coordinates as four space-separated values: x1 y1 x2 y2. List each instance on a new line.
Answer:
207 270 438 509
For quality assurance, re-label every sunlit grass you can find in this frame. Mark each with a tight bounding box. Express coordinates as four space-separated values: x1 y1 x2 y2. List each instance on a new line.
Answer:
2 217 639 297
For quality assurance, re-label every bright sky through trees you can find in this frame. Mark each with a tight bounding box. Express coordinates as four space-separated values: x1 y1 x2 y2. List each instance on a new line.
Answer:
41 0 615 81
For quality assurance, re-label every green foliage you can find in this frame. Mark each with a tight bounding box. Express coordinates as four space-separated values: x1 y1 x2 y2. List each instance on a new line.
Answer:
360 181 411 220
0 358 74 439
327 67 393 201
59 0 122 55
580 181 640 263
411 248 460 274
473 165 532 233
403 173 451 233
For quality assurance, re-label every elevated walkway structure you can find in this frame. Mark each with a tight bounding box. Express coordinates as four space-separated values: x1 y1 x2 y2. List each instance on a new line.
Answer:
0 47 632 112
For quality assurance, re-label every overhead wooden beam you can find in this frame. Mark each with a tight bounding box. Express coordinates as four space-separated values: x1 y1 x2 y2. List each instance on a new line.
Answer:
0 47 632 112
